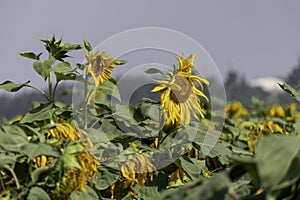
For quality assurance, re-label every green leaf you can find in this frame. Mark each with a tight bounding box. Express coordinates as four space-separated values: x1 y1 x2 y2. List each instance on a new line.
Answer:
19 52 42 60
21 143 60 159
159 173 231 200
62 42 82 51
33 59 53 79
175 156 205 181
70 185 99 200
279 83 300 102
144 68 164 75
255 135 300 189
114 59 127 65
83 38 93 52
21 103 53 123
0 80 30 92
40 35 81 61
113 104 139 127
0 153 18 168
0 129 28 152
55 72 77 82
294 117 300 134
60 142 85 169
27 187 51 200
230 154 260 186
95 80 121 101
2 124 28 141
94 167 119 190
18 124 45 143
51 62 73 73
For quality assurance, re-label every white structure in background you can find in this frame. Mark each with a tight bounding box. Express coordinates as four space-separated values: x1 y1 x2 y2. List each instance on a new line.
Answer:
249 77 285 94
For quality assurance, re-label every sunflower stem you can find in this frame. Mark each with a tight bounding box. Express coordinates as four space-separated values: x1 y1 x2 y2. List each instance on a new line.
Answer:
48 72 54 102
83 75 88 129
26 85 50 101
157 131 161 149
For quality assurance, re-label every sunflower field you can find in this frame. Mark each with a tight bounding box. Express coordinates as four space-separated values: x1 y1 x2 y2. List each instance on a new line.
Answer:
0 36 300 200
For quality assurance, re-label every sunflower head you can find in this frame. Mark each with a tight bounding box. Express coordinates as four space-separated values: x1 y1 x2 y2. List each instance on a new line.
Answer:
225 101 247 117
262 121 283 133
46 123 80 141
84 51 115 87
267 105 285 118
49 151 100 199
151 53 209 128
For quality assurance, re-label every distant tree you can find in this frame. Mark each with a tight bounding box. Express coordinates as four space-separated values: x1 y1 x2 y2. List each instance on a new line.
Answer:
286 57 300 87
224 70 270 106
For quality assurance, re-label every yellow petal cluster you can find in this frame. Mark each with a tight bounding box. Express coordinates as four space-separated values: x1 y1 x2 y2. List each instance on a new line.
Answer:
151 53 209 128
267 105 285 118
262 121 283 133
33 155 54 168
46 123 100 198
47 123 80 141
109 154 156 199
225 101 247 117
84 51 115 87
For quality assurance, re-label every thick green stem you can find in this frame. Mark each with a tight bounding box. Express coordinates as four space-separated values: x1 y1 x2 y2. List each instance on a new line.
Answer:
53 80 61 101
83 75 88 129
157 130 163 149
48 72 54 102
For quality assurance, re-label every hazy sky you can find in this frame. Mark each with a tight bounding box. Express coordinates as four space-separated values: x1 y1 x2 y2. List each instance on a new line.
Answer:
1 0 300 88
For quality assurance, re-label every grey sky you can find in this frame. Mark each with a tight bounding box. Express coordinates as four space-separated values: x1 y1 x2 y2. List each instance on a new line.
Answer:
1 0 300 88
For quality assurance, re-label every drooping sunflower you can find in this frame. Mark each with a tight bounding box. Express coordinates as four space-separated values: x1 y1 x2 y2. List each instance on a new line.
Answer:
105 153 156 199
151 53 209 128
84 51 115 87
45 122 100 198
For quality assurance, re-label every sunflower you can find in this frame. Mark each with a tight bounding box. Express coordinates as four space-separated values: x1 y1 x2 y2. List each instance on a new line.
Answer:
46 123 80 141
225 101 247 117
151 53 209 128
103 154 156 199
84 51 115 87
46 123 100 198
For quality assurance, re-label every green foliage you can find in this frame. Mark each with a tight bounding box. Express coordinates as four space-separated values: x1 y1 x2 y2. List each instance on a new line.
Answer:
279 83 300 102
1 36 300 199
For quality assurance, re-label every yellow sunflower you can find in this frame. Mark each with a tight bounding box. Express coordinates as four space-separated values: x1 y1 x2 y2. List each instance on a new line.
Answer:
151 53 209 128
84 51 115 87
